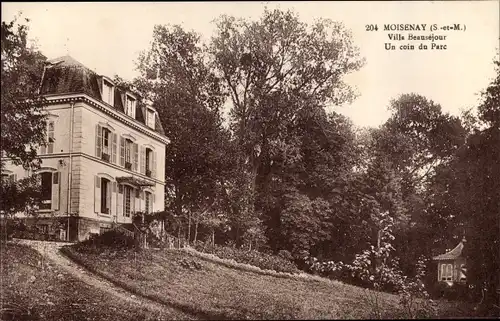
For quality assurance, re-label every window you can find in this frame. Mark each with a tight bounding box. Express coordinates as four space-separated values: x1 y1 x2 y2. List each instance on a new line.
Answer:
94 176 114 215
441 263 453 281
124 186 133 217
96 125 116 163
102 128 111 158
125 139 133 169
40 172 53 210
146 109 155 129
126 95 136 118
102 80 114 105
120 137 138 171
41 121 55 155
145 148 153 177
1 173 16 184
100 178 110 214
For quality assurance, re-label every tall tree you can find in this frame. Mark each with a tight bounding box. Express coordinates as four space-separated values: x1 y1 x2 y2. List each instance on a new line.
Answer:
135 25 235 243
209 8 364 247
1 15 46 217
1 15 47 170
439 61 499 314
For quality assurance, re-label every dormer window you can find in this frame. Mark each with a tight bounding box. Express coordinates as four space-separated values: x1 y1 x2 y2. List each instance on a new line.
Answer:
125 94 136 118
146 108 156 129
102 79 114 105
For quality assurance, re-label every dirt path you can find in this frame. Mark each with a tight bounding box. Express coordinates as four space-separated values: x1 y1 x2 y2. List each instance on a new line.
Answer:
12 239 198 320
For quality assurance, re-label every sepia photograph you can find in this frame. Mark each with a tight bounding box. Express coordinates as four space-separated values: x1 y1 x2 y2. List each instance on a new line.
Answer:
1 1 499 320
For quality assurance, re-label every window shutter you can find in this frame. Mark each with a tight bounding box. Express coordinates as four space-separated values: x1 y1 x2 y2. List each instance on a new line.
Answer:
131 189 136 214
133 143 139 171
152 151 157 178
119 136 125 166
51 171 60 210
94 176 101 213
117 184 123 217
111 181 117 217
48 121 55 154
96 124 102 158
107 180 112 215
112 133 117 163
140 146 146 174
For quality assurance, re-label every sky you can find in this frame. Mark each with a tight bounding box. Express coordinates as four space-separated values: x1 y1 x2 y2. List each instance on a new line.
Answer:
2 1 499 128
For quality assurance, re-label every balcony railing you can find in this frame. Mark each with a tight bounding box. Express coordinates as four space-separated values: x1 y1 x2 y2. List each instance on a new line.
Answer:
125 162 132 170
146 169 152 177
101 153 110 162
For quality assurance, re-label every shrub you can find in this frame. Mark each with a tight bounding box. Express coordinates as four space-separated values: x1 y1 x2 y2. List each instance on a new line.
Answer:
431 281 450 299
74 229 137 252
193 242 299 274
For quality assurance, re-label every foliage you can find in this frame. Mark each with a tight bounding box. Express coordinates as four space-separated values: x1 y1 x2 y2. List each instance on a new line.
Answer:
1 14 48 171
209 8 364 248
193 242 300 274
0 175 42 217
73 230 137 252
307 211 437 319
134 24 235 245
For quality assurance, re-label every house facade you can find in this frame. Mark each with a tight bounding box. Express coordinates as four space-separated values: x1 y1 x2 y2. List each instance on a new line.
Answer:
1 55 169 241
433 237 467 285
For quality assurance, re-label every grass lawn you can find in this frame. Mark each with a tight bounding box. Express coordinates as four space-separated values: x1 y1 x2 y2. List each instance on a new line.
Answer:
62 245 474 320
0 243 185 321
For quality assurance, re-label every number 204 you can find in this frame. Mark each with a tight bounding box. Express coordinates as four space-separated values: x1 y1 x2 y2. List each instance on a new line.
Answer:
365 24 378 31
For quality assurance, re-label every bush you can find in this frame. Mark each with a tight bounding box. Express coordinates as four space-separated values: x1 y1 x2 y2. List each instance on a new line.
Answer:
193 242 300 274
431 281 450 299
74 229 137 252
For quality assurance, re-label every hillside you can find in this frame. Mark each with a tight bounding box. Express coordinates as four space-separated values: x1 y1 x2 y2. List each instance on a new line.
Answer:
61 244 471 320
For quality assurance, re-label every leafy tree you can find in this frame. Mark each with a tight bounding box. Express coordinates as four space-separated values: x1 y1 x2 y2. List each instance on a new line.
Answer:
210 8 364 224
1 14 46 217
208 9 365 253
1 14 47 170
134 24 235 244
448 61 499 315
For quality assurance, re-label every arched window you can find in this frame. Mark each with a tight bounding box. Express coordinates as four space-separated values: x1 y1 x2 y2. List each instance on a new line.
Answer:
446 264 453 281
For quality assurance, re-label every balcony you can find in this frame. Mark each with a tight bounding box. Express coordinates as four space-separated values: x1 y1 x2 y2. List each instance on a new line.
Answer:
125 162 132 170
101 153 110 163
146 169 152 177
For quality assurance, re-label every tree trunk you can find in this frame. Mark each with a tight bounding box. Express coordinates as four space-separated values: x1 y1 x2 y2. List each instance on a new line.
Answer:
177 225 181 248
211 229 215 248
187 211 191 245
194 219 199 243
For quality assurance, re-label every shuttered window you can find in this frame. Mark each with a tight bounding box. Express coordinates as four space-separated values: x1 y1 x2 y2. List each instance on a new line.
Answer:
38 171 59 210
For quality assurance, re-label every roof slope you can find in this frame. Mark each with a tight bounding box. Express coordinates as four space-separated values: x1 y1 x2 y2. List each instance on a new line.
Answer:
40 55 165 136
433 240 465 260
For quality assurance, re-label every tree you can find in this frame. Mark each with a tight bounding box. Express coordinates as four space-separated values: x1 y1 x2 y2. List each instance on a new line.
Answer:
209 8 364 250
1 14 46 218
1 14 47 170
135 24 235 244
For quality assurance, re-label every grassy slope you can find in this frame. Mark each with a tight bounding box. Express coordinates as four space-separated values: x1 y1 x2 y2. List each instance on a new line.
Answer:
0 243 185 321
63 246 470 320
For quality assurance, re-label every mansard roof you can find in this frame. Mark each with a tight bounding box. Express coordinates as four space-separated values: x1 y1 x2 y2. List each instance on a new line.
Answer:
433 238 466 261
39 55 165 136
